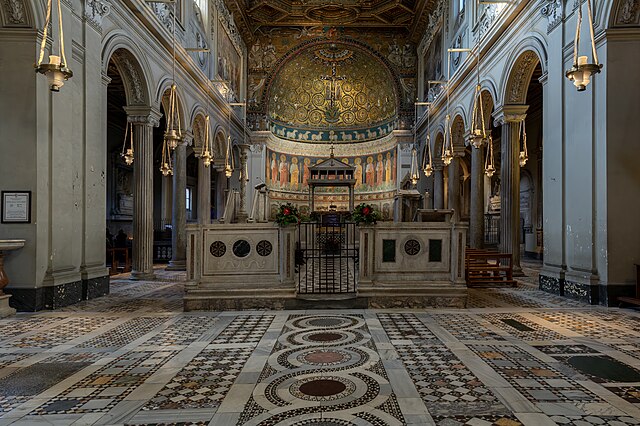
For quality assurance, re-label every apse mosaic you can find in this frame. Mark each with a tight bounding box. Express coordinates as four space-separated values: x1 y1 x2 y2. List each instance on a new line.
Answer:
266 42 398 142
265 147 397 193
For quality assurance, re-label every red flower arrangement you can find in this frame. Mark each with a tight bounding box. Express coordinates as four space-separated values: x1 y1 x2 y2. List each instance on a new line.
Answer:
275 203 301 226
350 203 380 225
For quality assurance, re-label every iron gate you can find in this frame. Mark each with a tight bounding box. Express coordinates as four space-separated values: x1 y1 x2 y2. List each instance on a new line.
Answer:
296 222 358 295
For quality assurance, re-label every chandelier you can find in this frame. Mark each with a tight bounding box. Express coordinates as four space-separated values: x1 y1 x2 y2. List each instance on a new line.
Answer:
121 121 134 165
35 0 72 91
566 0 602 91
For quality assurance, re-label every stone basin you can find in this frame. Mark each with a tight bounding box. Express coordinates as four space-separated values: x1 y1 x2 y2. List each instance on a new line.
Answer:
0 240 26 251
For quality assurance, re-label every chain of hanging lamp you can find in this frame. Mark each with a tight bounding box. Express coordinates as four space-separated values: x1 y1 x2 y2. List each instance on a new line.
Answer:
161 4 180 176
422 101 433 177
469 47 486 150
200 54 213 167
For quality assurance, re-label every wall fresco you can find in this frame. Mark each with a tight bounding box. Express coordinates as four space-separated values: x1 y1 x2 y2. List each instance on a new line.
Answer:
217 19 242 99
266 147 397 193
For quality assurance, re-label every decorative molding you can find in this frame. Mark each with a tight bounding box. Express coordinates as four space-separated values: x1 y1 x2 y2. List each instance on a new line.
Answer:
114 50 146 105
419 0 445 56
1 0 28 26
473 4 501 44
540 0 563 32
84 0 110 30
125 106 162 127
150 2 174 34
505 51 539 104
614 0 640 27
215 0 246 56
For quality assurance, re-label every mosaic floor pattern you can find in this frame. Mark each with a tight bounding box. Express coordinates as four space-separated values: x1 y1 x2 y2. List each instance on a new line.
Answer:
1 267 640 425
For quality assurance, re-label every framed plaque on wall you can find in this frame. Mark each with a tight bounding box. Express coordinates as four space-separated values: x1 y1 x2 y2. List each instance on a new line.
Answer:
1 191 31 224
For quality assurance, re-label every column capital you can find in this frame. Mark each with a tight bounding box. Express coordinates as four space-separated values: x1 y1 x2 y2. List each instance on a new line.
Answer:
125 106 162 127
493 104 528 125
181 131 194 147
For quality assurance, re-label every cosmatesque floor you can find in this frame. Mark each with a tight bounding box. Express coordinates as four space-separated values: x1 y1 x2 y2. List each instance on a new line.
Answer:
1 266 640 425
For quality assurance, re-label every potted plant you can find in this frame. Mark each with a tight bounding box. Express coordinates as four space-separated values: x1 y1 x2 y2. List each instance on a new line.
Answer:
275 202 301 226
350 203 380 225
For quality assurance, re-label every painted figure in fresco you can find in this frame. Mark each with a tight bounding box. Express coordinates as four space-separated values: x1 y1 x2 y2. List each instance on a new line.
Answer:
365 156 375 187
303 157 311 187
376 153 384 186
354 157 363 188
271 152 278 185
279 154 289 187
290 157 300 186
385 152 392 182
392 153 397 182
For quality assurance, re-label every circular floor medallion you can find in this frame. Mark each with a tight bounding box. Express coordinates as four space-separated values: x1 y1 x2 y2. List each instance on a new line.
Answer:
301 349 349 366
290 376 355 401
307 332 343 342
308 317 346 327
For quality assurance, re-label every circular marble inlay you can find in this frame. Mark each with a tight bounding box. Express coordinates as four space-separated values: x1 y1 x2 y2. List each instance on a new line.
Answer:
307 332 343 342
232 240 251 258
290 376 356 402
308 317 346 327
299 379 346 397
209 241 226 257
256 240 272 257
404 239 421 256
292 420 352 426
302 350 348 365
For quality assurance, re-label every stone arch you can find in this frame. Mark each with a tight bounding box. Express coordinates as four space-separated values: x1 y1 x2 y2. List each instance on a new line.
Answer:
467 83 497 132
192 113 208 151
451 114 466 150
500 37 547 105
156 78 188 131
213 126 227 162
102 34 153 107
1 0 37 28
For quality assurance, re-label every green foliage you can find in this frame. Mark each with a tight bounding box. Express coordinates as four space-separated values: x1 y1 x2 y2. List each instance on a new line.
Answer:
275 203 301 226
349 203 380 225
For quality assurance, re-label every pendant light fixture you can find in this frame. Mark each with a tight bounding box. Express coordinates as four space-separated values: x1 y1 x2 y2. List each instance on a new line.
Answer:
518 119 528 167
224 107 234 178
35 0 72 91
418 101 433 177
160 137 174 176
409 145 420 186
200 62 213 167
200 115 212 167
468 49 486 149
566 0 602 91
484 135 496 177
164 5 182 150
121 121 134 165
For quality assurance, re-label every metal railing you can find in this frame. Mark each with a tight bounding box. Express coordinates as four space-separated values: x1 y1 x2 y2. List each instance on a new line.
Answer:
484 214 500 246
296 222 358 295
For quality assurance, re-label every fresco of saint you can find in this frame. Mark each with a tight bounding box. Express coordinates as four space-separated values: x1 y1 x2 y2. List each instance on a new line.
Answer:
290 157 300 185
354 157 363 188
271 152 278 184
302 157 311 187
365 156 375 186
376 153 384 186
385 152 392 182
279 154 289 187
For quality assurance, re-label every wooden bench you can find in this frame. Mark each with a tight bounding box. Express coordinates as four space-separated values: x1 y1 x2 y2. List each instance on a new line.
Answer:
465 249 516 288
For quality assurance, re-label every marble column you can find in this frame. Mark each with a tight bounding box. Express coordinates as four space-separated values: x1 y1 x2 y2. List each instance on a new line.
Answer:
236 144 249 223
495 105 528 276
197 157 211 225
433 165 444 209
167 140 187 270
447 154 462 220
469 144 485 248
125 107 161 280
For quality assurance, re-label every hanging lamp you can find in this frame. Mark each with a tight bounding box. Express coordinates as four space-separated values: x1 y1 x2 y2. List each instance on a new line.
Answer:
484 135 496 177
469 49 486 148
441 50 457 166
200 115 212 167
35 0 72 91
423 135 433 177
566 0 602 91
409 146 420 186
518 120 528 167
160 137 174 176
164 6 182 150
224 135 234 178
121 121 134 165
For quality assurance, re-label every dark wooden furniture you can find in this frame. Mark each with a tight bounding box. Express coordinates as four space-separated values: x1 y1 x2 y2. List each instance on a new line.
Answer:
617 264 640 307
107 247 131 275
465 249 516 288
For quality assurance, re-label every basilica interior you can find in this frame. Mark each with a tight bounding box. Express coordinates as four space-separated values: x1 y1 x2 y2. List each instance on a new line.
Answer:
1 0 640 424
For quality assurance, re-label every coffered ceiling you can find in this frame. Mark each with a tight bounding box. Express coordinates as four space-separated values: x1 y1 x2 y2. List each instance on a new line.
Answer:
223 0 438 44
